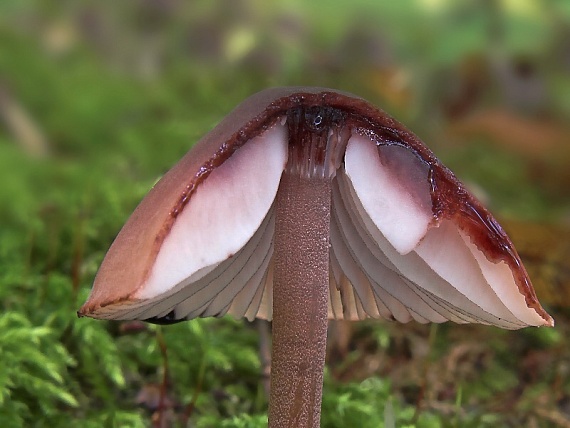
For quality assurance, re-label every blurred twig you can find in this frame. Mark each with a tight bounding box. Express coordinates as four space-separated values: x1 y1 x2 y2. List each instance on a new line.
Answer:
155 328 170 428
0 82 50 157
533 407 570 428
257 319 272 398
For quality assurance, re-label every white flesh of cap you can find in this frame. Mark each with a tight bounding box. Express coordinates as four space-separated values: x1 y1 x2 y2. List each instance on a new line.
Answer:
344 134 433 255
341 132 546 328
133 122 288 307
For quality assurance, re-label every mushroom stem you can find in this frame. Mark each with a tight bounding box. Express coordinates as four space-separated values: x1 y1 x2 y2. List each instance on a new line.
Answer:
269 172 331 428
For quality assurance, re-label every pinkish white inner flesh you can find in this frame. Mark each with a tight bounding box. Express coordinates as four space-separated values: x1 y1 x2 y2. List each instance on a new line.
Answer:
341 134 545 328
105 122 288 321
96 121 548 328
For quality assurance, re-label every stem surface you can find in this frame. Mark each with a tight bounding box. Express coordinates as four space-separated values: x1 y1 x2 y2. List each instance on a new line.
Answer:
269 172 331 428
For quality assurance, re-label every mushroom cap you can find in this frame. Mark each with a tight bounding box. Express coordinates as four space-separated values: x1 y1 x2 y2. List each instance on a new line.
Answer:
79 87 553 329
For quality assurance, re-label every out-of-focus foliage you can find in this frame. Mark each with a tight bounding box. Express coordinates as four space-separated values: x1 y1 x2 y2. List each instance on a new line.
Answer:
0 0 568 427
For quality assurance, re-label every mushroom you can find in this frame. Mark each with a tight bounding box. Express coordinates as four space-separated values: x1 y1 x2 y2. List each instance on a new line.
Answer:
79 87 553 427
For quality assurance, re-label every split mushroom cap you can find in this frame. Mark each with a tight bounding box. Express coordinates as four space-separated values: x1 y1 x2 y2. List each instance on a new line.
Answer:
79 87 553 329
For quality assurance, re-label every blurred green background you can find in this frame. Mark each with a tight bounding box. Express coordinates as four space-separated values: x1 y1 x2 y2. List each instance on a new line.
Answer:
1 1 569 427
